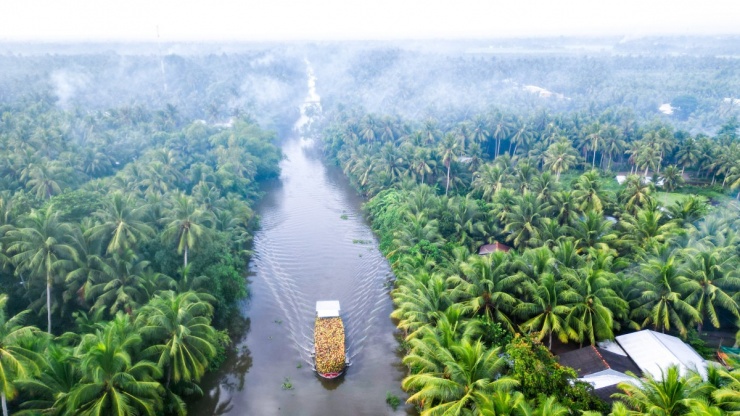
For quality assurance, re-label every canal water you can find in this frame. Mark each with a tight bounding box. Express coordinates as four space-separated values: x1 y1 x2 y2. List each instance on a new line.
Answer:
188 64 409 415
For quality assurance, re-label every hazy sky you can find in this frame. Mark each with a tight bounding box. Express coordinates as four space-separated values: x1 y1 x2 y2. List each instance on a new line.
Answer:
1 0 737 42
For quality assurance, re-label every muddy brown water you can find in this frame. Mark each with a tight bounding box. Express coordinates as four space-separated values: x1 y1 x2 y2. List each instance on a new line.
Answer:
188 66 411 415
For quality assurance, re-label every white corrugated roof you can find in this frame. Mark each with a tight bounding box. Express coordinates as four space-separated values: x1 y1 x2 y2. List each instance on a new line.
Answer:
580 369 636 389
615 330 707 379
316 300 340 318
597 339 628 356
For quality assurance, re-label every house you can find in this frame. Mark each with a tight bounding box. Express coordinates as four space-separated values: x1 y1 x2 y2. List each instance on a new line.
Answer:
558 330 709 403
614 330 708 379
558 344 641 377
477 241 511 255
558 344 640 403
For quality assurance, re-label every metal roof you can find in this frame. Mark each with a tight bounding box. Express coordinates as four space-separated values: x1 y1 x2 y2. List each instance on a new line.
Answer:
316 300 341 318
580 369 636 390
597 340 628 356
615 330 707 380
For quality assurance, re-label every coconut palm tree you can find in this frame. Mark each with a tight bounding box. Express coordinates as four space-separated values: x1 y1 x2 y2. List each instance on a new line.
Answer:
635 141 662 178
477 389 528 415
0 295 41 416
86 192 154 255
564 263 628 346
666 195 709 227
491 112 513 158
713 367 740 413
619 205 677 253
470 115 491 150
472 164 509 202
6 208 78 333
551 190 580 226
14 343 79 416
517 396 570 416
630 254 701 336
613 365 711 415
727 164 740 200
601 124 626 170
403 339 517 415
683 248 740 332
86 249 151 315
446 195 486 251
620 174 654 213
573 170 607 213
661 165 684 192
515 273 577 349
676 137 700 175
69 317 164 416
24 162 66 200
392 212 442 254
162 193 209 268
503 193 549 249
448 252 524 331
391 272 454 337
438 134 460 196
543 138 579 181
584 122 604 168
410 147 435 185
509 121 533 156
137 291 217 388
570 210 618 252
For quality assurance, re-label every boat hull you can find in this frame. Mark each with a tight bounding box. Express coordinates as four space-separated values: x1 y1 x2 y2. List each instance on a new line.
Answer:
317 370 344 379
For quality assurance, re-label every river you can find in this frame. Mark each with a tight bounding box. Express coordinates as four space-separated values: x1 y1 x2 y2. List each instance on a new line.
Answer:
188 63 409 415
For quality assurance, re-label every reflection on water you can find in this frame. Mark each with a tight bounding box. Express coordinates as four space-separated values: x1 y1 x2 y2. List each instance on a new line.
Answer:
187 63 409 415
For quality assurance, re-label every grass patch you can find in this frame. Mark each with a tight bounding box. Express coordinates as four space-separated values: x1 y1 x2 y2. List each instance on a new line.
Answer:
654 192 707 206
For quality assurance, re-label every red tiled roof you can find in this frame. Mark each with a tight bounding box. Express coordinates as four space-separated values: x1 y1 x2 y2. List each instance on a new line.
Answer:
478 241 511 254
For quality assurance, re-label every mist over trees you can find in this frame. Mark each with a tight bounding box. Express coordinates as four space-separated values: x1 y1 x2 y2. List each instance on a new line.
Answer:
1 35 740 414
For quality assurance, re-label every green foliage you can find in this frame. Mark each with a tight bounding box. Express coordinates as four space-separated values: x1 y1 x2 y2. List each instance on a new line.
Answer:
686 329 714 359
477 316 513 348
281 377 293 390
505 336 608 413
385 391 401 410
0 101 280 413
46 190 104 223
329 102 740 415
208 329 231 371
671 95 699 121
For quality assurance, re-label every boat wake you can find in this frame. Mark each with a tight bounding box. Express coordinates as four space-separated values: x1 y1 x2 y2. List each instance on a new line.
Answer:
249 60 393 372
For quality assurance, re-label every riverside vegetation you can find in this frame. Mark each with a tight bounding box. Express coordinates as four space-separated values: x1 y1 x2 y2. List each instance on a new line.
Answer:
0 102 281 415
323 108 740 414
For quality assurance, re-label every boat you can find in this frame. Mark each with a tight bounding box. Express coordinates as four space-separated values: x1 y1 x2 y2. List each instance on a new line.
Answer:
314 300 346 379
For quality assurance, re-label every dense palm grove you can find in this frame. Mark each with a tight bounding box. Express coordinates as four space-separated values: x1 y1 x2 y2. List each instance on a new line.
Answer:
323 108 740 414
0 101 281 415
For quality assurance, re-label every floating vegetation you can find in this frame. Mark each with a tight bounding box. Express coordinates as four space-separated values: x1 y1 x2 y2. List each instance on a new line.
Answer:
340 214 349 220
281 377 294 390
386 392 401 411
352 239 372 244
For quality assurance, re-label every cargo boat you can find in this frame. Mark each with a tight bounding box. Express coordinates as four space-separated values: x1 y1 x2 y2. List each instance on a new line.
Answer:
314 300 346 379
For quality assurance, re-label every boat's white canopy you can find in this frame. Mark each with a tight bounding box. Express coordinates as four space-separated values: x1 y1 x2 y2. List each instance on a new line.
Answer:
316 300 341 318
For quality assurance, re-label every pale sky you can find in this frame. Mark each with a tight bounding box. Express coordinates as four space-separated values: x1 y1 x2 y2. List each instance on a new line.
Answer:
0 0 738 42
